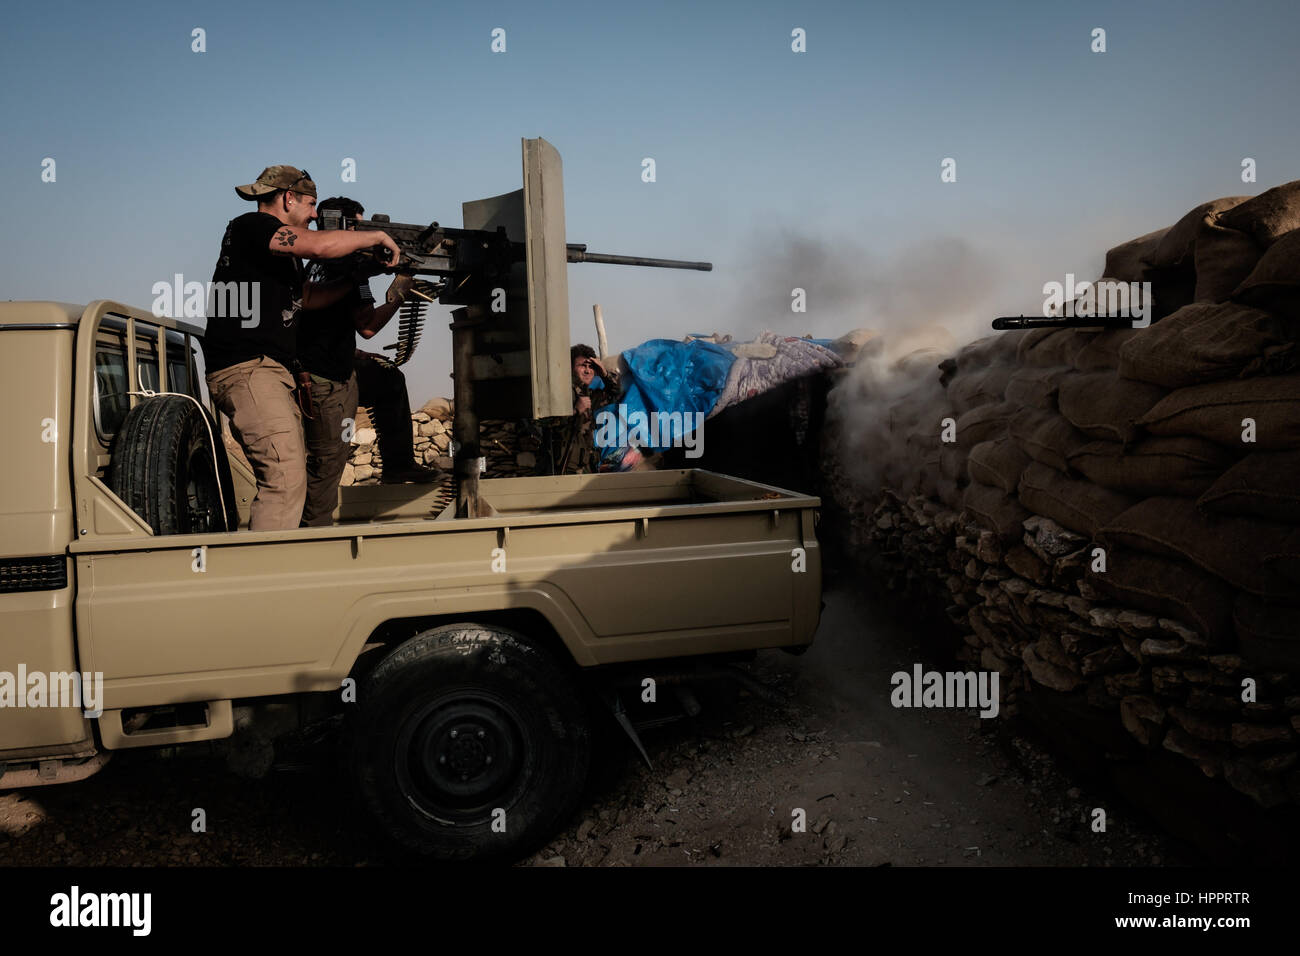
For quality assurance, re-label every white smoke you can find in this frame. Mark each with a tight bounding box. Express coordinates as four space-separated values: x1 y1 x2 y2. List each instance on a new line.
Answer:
828 324 958 502
730 231 1002 344
732 233 1007 503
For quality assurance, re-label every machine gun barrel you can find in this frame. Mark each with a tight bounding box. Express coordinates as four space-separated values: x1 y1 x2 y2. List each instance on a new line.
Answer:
325 215 711 274
565 248 712 271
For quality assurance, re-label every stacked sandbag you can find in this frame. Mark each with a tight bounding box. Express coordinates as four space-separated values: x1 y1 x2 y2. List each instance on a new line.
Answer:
1142 197 1250 317
897 381 963 508
822 181 1300 807
1190 183 1300 303
941 328 1158 549
1057 186 1298 323
1118 302 1296 387
1233 230 1300 320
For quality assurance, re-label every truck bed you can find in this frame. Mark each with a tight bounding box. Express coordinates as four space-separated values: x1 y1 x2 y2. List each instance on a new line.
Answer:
69 469 822 718
334 468 800 522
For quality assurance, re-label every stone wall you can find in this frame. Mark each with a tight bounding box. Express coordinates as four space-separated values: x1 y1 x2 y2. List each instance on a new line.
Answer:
835 489 1299 809
340 398 541 485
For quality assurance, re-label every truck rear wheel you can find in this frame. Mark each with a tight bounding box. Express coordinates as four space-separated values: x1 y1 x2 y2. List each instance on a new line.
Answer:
348 624 590 863
108 395 239 534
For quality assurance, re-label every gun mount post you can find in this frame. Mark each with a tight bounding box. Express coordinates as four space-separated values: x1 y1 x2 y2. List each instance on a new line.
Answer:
450 306 483 518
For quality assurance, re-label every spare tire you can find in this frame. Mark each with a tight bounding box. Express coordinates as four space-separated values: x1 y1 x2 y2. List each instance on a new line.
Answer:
108 395 239 535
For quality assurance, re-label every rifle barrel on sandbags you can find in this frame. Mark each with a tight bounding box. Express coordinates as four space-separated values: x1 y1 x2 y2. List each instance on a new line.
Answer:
993 315 1138 330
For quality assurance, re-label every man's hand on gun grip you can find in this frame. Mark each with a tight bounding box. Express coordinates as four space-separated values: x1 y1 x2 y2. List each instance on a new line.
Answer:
371 231 402 270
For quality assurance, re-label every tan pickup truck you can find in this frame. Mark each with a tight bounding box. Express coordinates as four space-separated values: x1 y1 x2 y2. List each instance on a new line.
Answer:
0 299 823 862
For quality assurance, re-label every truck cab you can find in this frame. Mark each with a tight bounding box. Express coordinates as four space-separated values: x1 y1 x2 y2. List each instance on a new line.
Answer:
1 301 205 769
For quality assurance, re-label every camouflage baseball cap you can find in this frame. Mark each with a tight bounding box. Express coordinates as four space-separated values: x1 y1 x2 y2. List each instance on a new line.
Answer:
235 165 317 200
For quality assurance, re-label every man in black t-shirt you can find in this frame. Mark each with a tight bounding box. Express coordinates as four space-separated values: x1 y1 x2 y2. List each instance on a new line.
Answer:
298 196 437 527
202 165 402 531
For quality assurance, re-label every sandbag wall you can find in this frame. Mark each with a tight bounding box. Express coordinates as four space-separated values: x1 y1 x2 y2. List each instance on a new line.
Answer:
825 181 1300 808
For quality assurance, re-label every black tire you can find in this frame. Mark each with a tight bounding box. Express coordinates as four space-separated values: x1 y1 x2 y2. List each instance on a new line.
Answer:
108 395 239 535
348 624 591 863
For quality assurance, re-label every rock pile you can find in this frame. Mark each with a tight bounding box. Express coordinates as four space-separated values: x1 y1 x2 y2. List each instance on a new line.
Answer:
824 181 1300 807
340 398 543 485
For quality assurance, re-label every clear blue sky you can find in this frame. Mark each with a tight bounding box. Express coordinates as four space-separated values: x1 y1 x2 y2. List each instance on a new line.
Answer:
3 0 1297 403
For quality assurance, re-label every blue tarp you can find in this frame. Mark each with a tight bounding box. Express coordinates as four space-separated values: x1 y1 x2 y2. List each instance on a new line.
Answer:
595 338 735 461
592 333 841 467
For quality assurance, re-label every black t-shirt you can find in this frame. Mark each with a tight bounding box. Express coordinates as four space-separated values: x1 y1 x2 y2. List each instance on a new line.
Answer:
201 211 305 373
297 259 375 382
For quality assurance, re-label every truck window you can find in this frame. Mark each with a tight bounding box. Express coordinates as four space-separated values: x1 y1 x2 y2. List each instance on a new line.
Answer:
94 345 130 437
93 327 196 442
168 356 191 394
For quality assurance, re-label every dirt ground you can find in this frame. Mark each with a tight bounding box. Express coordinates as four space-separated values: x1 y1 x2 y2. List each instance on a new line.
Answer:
524 579 1191 867
0 581 1191 867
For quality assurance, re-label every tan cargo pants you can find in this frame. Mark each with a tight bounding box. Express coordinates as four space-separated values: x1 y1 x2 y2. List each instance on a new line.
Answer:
206 356 307 531
300 372 359 527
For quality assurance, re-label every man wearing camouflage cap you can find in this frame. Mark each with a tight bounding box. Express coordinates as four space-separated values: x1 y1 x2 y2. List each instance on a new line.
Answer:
203 165 402 531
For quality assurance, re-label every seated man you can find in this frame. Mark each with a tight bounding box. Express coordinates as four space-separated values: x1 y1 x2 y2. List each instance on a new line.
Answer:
538 344 637 475
353 347 436 485
298 196 437 528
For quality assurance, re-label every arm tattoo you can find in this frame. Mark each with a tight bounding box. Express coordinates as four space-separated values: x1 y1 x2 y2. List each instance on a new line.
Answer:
275 228 298 247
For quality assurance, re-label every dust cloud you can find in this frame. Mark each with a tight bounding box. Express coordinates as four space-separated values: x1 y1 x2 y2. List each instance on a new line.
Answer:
731 231 1005 502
